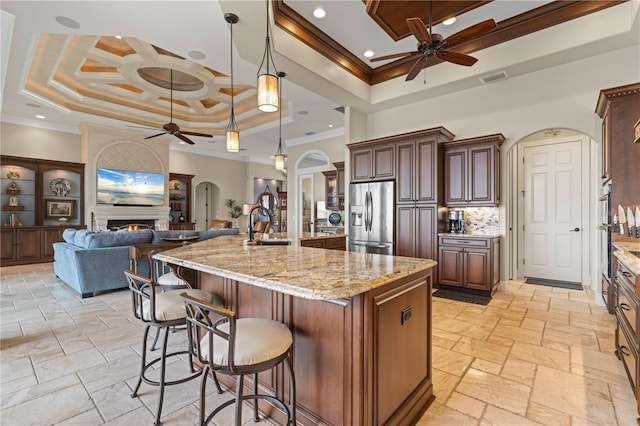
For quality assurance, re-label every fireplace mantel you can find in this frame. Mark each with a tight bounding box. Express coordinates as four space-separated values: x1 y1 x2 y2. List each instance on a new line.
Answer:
92 205 170 230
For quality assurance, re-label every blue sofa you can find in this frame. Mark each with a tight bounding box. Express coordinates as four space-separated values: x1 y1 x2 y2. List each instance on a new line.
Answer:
53 228 238 298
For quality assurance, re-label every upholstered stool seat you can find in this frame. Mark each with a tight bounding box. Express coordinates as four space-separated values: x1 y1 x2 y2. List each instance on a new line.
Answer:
157 270 185 288
182 293 296 426
125 271 223 426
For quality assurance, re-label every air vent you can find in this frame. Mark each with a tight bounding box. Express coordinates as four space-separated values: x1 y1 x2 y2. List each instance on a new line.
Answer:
304 131 316 136
334 106 345 114
479 71 508 84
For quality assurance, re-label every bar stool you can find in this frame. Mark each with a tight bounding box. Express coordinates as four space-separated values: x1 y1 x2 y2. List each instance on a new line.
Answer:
124 270 223 425
181 293 296 426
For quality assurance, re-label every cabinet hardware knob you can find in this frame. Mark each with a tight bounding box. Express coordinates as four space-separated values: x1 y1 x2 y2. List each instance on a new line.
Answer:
619 346 630 356
620 303 631 311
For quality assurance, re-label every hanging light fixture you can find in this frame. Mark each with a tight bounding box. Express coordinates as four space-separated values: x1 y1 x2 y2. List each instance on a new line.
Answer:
225 13 240 153
257 0 279 113
274 71 286 170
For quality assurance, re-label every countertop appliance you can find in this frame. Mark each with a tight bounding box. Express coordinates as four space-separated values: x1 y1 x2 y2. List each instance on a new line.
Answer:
448 210 466 234
349 181 394 255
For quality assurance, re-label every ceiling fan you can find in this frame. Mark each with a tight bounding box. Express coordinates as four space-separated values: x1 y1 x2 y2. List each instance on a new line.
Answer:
140 69 213 145
371 1 497 81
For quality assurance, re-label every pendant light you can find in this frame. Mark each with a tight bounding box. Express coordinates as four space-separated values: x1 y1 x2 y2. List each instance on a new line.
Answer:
257 0 279 113
274 71 286 170
225 13 240 153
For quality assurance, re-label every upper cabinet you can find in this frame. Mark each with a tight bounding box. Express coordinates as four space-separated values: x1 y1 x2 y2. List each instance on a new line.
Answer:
324 162 345 211
168 173 194 229
396 138 441 204
443 134 504 207
350 143 395 182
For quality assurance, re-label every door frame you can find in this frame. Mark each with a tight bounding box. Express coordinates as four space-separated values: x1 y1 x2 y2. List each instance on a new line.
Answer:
508 133 594 288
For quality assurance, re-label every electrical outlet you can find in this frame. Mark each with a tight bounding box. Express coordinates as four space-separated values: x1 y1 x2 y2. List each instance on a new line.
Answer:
401 306 412 325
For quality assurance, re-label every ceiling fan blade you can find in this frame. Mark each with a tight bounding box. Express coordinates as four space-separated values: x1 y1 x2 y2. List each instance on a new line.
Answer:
370 51 419 62
406 57 427 81
406 17 432 45
175 132 195 145
145 132 168 139
443 19 496 47
438 50 478 66
180 130 213 138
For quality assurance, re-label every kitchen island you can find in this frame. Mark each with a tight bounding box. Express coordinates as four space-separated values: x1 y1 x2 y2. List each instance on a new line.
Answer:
154 233 436 425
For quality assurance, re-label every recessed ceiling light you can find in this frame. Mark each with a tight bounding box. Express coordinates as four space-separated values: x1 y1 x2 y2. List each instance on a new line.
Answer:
443 17 456 25
114 35 123 40
35 115 46 119
364 50 374 58
188 50 206 60
55 16 80 29
329 124 334 128
179 141 186 145
298 110 309 115
313 8 326 19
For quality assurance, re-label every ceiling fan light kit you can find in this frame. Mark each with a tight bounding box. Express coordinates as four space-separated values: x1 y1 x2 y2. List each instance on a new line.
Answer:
225 12 240 153
274 71 286 171
257 0 279 113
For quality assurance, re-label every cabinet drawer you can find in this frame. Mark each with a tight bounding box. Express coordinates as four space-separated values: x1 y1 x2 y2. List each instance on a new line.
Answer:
617 276 638 339
617 259 638 293
438 236 490 248
618 321 638 393
324 237 346 251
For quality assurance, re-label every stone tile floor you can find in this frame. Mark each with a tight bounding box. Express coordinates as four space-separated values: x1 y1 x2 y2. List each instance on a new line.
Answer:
0 263 635 425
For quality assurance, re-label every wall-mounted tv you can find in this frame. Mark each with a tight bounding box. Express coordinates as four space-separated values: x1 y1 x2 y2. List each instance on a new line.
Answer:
97 168 165 206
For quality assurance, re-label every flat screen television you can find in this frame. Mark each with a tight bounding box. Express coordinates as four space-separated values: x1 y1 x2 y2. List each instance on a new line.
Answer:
97 168 165 206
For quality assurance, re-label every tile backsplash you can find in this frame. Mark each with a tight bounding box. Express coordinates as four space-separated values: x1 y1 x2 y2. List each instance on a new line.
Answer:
457 207 499 234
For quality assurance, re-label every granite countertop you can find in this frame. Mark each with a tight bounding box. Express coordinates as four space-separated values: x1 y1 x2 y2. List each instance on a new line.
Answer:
154 234 436 301
438 232 502 238
613 241 640 276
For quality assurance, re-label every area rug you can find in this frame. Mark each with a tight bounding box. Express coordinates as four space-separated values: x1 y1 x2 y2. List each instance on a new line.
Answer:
432 288 491 306
525 278 583 291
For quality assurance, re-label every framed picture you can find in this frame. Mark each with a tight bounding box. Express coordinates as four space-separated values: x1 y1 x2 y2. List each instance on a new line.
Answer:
45 199 75 218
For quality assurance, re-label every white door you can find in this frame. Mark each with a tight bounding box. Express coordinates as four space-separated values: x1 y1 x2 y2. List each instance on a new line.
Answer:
524 140 583 282
195 182 219 231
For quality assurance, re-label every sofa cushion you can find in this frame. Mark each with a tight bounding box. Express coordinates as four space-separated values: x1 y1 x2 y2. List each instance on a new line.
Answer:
198 228 239 241
84 229 153 249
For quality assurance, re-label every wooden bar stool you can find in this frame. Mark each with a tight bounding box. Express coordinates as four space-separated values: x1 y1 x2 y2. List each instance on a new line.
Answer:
182 293 296 426
124 271 223 425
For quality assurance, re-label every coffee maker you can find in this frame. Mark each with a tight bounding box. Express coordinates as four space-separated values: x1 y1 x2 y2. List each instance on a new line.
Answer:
448 210 466 234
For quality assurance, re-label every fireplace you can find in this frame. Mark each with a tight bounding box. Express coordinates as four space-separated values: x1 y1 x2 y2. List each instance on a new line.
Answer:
107 219 156 230
91 205 170 231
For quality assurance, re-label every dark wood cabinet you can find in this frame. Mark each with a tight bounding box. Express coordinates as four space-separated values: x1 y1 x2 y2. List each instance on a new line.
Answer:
350 143 395 182
443 134 504 207
396 204 438 260
438 235 500 293
1 225 85 265
397 138 440 204
324 162 345 211
168 173 194 229
334 161 345 198
300 235 346 251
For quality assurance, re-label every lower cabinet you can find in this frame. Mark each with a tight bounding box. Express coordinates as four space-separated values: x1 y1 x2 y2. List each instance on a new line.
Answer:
438 235 500 293
1 225 85 266
300 236 346 251
613 254 640 415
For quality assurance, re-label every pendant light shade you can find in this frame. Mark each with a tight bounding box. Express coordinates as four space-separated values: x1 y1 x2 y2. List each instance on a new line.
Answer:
225 13 240 152
274 71 286 171
257 0 279 113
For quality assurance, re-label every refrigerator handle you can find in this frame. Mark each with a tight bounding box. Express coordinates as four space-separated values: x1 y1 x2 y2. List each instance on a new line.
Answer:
367 190 373 232
366 191 372 232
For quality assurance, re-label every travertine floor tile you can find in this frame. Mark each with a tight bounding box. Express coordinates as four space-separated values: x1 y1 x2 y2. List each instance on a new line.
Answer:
491 323 543 345
433 346 474 377
446 391 486 419
33 347 106 383
500 357 537 386
1 373 79 410
481 404 541 425
510 341 570 372
452 336 510 364
457 368 531 416
526 401 571 426
415 401 477 426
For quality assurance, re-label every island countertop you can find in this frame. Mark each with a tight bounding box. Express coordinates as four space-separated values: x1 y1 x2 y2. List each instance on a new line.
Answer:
153 233 436 300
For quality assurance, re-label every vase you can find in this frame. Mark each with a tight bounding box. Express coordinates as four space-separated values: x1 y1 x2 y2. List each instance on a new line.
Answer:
232 218 239 228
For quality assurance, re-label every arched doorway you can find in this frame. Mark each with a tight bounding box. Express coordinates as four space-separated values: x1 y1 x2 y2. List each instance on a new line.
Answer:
505 128 597 291
294 150 331 234
194 181 220 231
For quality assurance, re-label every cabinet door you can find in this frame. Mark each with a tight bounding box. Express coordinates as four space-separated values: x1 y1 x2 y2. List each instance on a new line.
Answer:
415 205 436 260
438 246 463 287
416 139 437 202
395 205 416 257
324 171 338 210
444 149 466 205
468 145 496 205
1 229 16 262
396 142 415 203
301 239 325 249
334 162 345 197
373 145 395 179
351 149 372 181
602 117 611 182
42 227 64 259
464 248 491 291
16 228 41 261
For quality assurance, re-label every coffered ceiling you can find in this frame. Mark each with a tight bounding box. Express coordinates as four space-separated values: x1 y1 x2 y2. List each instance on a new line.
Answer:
0 1 637 165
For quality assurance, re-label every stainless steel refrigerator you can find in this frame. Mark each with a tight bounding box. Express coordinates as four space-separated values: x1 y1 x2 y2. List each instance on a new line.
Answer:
348 181 394 255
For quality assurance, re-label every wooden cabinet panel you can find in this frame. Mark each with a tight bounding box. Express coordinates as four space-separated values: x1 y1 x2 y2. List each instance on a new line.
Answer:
17 228 41 261
416 205 437 260
416 139 437 203
396 143 415 204
334 162 345 197
325 237 346 251
373 145 394 179
395 205 416 258
323 170 339 210
438 235 500 292
350 144 395 182
301 239 326 249
42 227 64 258
443 135 503 207
1 228 15 262
352 149 373 182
